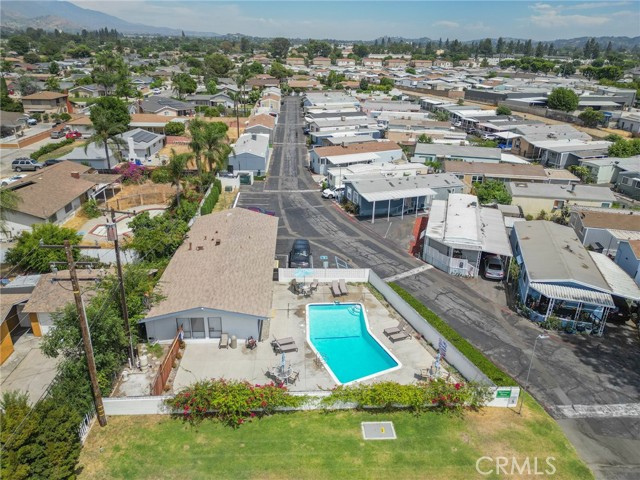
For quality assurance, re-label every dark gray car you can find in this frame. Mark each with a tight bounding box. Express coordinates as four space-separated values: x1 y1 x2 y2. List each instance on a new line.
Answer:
289 239 311 268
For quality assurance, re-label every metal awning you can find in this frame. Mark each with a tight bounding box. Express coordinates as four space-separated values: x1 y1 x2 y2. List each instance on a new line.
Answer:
529 282 615 307
589 252 640 301
360 187 437 203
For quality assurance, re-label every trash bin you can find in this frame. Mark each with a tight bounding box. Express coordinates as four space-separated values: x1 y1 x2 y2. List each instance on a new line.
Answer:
230 335 237 349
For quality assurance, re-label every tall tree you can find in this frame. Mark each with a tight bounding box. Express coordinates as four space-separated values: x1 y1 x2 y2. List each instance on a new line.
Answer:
201 122 230 173
269 37 290 59
86 96 130 170
547 87 579 112
92 51 127 95
188 117 206 175
171 72 196 99
167 148 192 207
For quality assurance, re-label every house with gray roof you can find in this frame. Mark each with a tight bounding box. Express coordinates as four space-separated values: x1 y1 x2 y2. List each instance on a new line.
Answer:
413 144 502 164
139 97 195 117
343 173 464 222
140 208 278 343
507 182 616 216
229 133 270 175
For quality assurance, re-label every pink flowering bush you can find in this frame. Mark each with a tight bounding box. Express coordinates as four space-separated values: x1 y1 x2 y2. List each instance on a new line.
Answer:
321 379 491 416
114 163 146 184
165 378 305 428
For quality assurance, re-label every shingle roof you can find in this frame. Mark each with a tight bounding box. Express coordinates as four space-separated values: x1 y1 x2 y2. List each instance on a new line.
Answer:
314 141 401 157
246 114 276 129
22 271 102 314
145 209 278 320
21 91 68 100
577 210 640 232
3 161 96 219
0 294 30 321
442 160 547 179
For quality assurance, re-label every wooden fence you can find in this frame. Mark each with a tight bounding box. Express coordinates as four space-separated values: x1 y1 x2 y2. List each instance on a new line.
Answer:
151 334 181 396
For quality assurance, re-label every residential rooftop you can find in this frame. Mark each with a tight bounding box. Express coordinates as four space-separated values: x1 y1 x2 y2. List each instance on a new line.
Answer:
507 182 616 202
314 141 401 158
442 160 547 179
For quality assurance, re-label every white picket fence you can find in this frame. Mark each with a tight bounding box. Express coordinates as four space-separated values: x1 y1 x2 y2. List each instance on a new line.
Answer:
278 268 370 283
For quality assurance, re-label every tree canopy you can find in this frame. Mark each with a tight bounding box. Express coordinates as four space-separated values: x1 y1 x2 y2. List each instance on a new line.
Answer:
547 87 579 112
473 180 512 205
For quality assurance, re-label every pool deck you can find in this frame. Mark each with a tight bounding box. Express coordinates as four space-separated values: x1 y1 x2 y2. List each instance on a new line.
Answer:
173 283 442 393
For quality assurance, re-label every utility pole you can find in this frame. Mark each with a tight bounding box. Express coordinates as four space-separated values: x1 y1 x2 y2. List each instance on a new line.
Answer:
55 241 108 426
105 208 135 364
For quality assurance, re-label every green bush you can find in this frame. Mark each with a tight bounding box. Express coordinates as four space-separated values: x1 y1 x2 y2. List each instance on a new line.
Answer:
81 198 101 218
30 138 74 160
164 122 185 136
165 379 305 427
59 112 72 122
200 186 220 215
150 167 172 183
388 283 517 386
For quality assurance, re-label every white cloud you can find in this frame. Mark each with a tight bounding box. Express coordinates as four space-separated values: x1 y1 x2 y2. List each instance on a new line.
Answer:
433 20 460 28
563 1 631 11
529 3 612 28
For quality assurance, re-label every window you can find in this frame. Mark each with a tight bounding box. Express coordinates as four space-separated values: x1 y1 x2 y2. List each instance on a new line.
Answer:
621 177 630 185
64 202 73 213
471 175 483 183
601 203 611 208
553 200 564 210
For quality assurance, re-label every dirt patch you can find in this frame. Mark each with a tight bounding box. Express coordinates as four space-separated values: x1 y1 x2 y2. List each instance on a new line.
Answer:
105 181 174 210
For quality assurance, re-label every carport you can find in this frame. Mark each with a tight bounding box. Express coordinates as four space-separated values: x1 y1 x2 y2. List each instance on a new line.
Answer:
357 186 436 224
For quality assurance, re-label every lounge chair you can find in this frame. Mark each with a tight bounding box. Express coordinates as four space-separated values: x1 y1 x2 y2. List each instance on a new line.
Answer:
219 333 229 349
274 341 298 353
310 279 319 291
339 279 348 295
388 330 410 342
331 280 341 297
286 370 300 385
271 337 295 347
383 326 402 336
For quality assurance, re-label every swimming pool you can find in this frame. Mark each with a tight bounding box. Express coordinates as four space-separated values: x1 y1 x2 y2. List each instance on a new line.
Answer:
306 303 401 385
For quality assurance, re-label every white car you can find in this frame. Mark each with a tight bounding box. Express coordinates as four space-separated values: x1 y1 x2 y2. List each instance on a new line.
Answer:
322 187 344 199
1 174 27 187
481 134 497 140
152 88 162 94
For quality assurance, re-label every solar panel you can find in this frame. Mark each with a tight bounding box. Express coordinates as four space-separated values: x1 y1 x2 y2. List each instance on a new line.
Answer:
131 131 157 144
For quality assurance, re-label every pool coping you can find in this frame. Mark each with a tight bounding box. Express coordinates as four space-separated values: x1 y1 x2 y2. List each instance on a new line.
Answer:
305 301 402 386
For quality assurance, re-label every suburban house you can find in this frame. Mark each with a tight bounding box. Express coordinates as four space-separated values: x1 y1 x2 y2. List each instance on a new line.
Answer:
229 133 270 175
0 162 120 241
303 92 359 113
569 208 640 255
615 240 640 286
422 193 512 277
312 57 331 67
310 141 404 175
536 141 611 169
288 78 322 90
68 84 107 98
413 144 503 164
413 60 433 69
386 58 408 69
140 208 278 343
615 169 640 200
343 173 465 221
286 57 305 66
22 271 102 336
336 58 356 67
0 111 29 138
244 114 276 142
21 91 69 114
579 156 640 185
510 221 633 334
510 124 592 159
507 182 616 216
363 57 383 67
247 76 280 89
139 97 195 117
326 161 429 189
617 112 640 135
184 93 234 109
130 114 190 134
0 276 39 364
442 161 548 188
65 116 94 136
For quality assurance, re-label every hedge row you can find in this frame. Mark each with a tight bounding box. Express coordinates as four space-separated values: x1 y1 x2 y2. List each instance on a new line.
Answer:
200 179 223 215
30 138 75 160
389 283 517 386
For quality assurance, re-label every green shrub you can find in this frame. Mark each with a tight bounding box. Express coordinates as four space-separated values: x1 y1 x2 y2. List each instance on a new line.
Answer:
59 112 72 122
30 138 74 160
164 122 185 136
81 198 101 218
388 283 517 386
165 379 305 427
200 186 220 215
150 167 172 183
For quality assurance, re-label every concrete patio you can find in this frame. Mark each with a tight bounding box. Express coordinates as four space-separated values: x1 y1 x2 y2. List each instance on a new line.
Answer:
173 283 442 392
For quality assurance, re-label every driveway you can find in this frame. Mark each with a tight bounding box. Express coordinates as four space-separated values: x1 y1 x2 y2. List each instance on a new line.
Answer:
242 96 640 480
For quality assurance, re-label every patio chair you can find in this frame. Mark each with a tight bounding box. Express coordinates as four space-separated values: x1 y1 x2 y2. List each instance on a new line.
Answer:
331 280 341 297
219 333 229 349
246 336 257 350
287 370 300 385
419 368 431 380
271 337 295 348
388 330 410 343
290 279 302 295
383 325 402 336
339 279 348 295
310 279 319 291
274 341 298 354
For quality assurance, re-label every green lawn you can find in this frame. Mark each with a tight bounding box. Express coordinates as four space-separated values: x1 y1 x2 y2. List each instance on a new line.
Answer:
38 141 84 161
79 399 593 480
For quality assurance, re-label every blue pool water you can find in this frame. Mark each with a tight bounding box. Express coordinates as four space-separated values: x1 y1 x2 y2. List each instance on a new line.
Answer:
307 303 400 384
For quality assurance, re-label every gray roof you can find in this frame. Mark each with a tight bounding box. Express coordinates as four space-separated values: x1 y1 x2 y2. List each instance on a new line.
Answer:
515 124 591 142
507 182 616 202
514 221 610 291
140 97 195 113
349 173 464 197
233 133 269 157
144 208 278 320
307 111 367 120
60 142 110 161
119 128 165 147
414 144 502 160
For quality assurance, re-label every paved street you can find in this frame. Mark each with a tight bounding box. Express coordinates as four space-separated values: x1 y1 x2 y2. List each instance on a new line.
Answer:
237 96 640 480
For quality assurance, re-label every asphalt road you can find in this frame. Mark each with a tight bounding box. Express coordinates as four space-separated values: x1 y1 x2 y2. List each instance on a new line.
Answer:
239 96 640 480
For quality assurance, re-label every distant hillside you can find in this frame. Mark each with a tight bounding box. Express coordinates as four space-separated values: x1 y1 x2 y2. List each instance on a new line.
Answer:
0 1 220 36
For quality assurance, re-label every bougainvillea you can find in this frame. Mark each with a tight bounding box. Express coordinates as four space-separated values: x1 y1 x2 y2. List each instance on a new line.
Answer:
114 162 146 184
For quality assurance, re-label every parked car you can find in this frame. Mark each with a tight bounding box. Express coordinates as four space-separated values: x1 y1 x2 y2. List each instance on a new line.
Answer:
289 239 311 268
50 130 65 139
152 88 161 94
11 158 42 172
43 159 62 167
481 134 497 141
1 174 27 187
26 118 37 126
483 255 505 280
66 130 82 139
322 186 344 199
244 206 276 216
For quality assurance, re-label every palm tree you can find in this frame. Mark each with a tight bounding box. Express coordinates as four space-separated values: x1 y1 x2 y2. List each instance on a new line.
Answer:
84 108 127 170
202 122 231 174
0 189 20 236
188 118 206 175
167 148 192 208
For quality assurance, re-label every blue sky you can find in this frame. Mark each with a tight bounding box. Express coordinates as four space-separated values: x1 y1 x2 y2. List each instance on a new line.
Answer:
70 1 640 40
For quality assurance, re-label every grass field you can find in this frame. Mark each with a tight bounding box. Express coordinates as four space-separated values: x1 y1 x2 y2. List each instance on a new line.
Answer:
79 397 593 480
38 140 84 161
